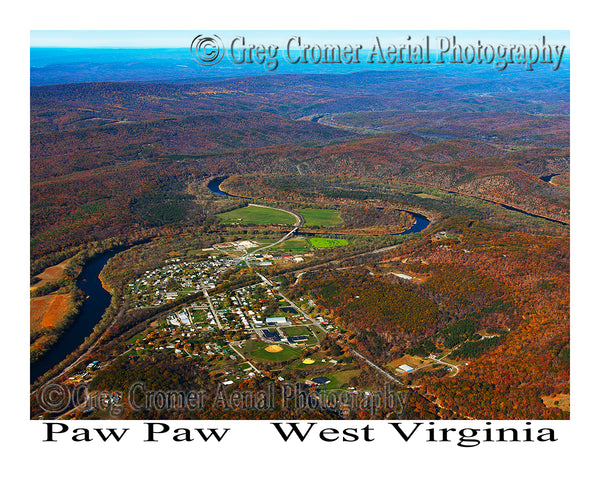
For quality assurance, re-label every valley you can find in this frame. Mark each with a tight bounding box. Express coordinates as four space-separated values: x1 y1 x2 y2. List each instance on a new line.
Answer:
30 67 569 421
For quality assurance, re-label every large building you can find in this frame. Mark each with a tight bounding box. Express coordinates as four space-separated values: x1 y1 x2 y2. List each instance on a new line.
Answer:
266 316 289 325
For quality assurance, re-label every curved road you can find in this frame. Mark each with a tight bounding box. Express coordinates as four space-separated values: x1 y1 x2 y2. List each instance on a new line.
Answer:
247 203 304 227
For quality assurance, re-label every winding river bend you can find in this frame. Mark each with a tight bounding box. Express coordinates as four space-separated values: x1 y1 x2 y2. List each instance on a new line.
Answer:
31 247 127 383
208 176 431 234
207 176 239 197
397 210 430 235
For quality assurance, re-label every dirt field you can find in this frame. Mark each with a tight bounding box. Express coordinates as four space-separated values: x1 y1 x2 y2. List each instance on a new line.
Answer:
550 173 570 189
31 259 71 292
265 345 284 353
386 355 430 369
541 393 570 412
30 293 73 333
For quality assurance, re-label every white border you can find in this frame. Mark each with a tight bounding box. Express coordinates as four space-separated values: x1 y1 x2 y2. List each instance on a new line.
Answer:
5 0 598 477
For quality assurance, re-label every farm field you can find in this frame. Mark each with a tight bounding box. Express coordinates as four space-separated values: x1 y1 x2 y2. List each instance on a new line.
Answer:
216 205 296 226
298 208 343 227
309 237 349 248
30 258 71 292
30 293 73 331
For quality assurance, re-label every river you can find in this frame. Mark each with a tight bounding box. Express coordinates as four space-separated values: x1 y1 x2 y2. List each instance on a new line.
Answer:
207 176 235 197
30 247 128 383
540 174 559 183
207 176 431 235
396 210 430 235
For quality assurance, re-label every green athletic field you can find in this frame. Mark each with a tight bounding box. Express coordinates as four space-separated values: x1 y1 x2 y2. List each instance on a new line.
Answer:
244 341 301 362
309 237 349 248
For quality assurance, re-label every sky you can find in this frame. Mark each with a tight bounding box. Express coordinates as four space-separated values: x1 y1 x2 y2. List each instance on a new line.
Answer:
31 30 570 49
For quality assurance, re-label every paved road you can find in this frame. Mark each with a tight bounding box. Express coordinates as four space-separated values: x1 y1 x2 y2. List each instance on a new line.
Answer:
288 242 405 278
347 347 408 387
227 343 261 374
240 227 298 262
248 203 304 227
200 280 222 330
200 279 262 375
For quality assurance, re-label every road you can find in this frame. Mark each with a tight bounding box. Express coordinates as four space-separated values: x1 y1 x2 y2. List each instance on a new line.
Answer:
248 203 304 227
229 202 303 264
347 347 408 387
408 344 467 377
227 343 261 374
200 280 222 330
288 242 405 279
199 278 262 375
239 227 298 262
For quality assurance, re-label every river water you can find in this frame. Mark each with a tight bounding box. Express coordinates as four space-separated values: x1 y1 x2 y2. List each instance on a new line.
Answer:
30 247 127 383
207 176 233 197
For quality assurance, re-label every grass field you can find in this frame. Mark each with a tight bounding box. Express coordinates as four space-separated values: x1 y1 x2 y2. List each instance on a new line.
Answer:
217 206 296 226
281 325 312 336
273 238 310 253
191 310 209 323
124 331 148 345
244 340 301 362
309 237 349 248
324 368 362 390
415 193 442 200
31 258 71 292
298 208 343 227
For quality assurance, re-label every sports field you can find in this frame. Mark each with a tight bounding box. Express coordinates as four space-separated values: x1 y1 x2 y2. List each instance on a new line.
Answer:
275 238 310 253
309 237 349 248
298 208 343 227
244 341 301 361
217 206 296 225
281 325 312 336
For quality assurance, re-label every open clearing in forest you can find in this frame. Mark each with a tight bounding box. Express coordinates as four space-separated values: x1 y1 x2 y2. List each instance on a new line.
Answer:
30 293 73 332
217 205 296 226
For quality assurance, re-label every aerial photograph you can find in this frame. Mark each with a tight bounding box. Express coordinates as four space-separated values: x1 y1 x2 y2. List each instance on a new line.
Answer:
29 30 570 422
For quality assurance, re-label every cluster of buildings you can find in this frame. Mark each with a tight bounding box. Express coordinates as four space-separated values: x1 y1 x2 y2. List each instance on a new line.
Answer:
261 327 310 345
167 310 192 327
126 256 236 308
